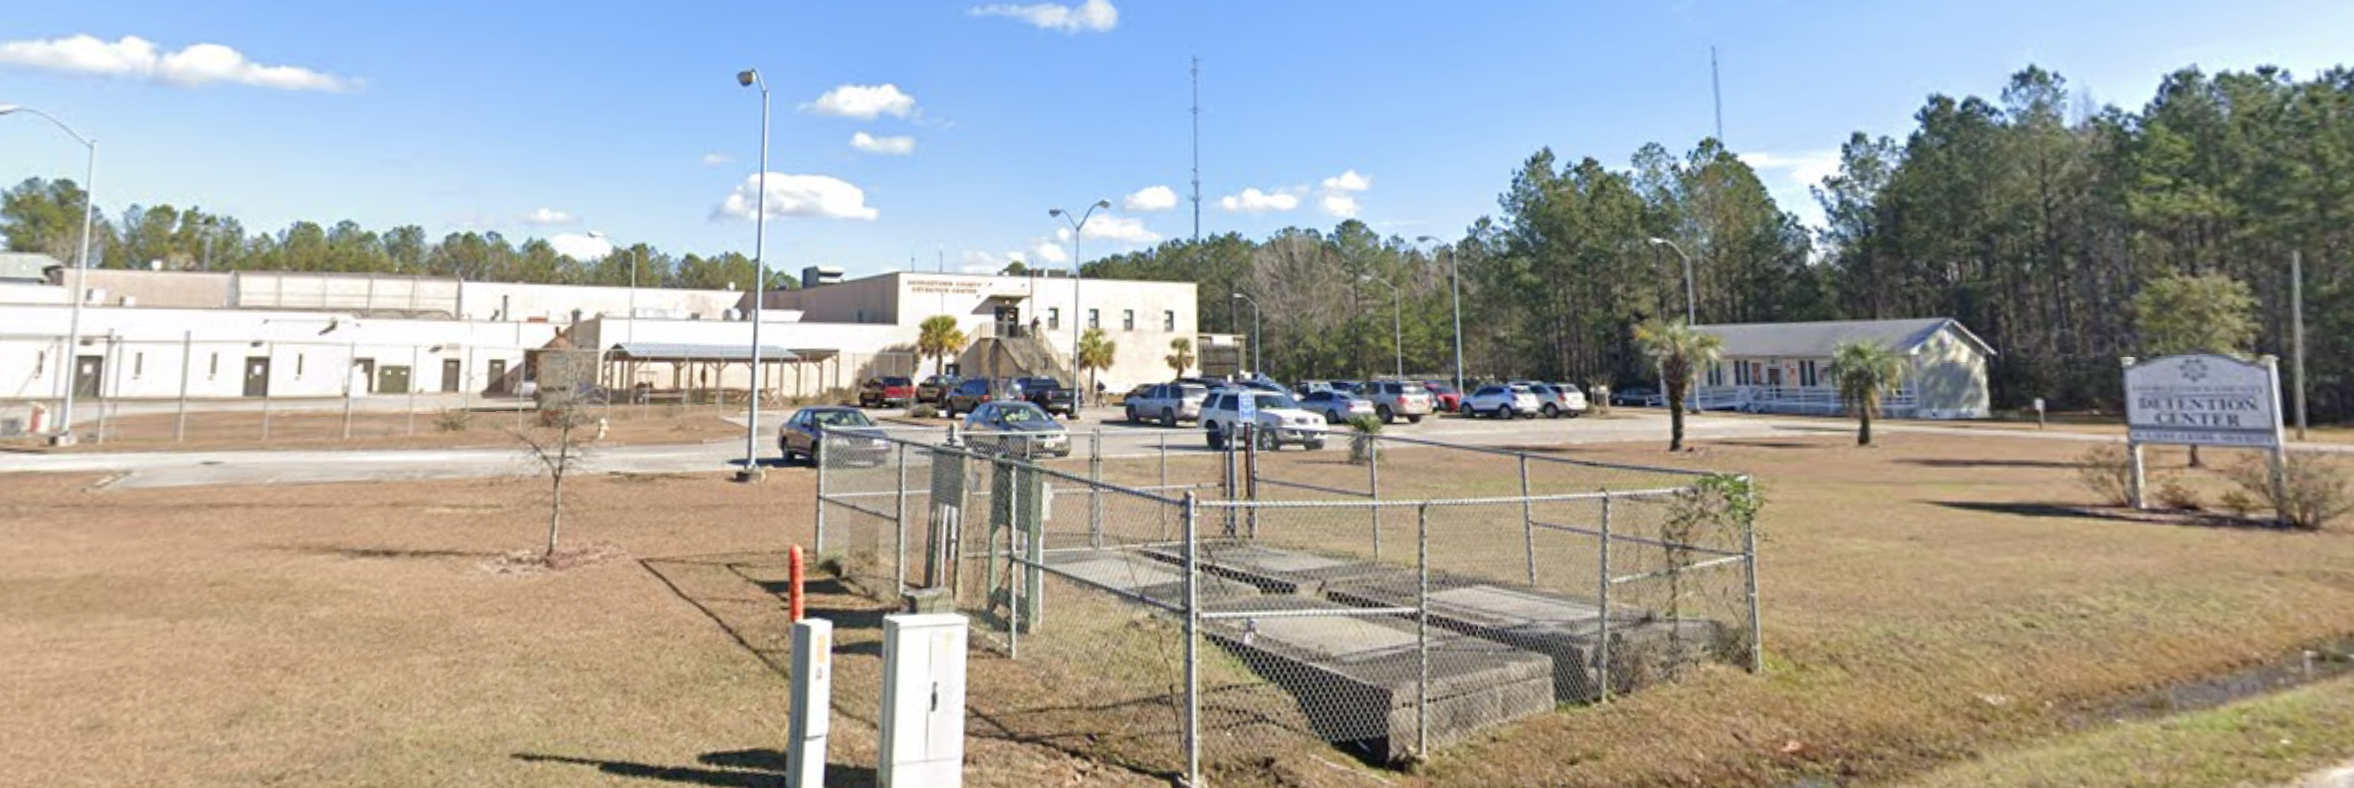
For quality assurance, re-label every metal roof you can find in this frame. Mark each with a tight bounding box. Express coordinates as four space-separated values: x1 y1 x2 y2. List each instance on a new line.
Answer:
1691 318 1996 358
609 342 802 362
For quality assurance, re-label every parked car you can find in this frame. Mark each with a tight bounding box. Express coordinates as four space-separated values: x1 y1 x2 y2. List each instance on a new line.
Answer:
1361 381 1435 424
1298 389 1377 424
857 376 916 408
1421 382 1463 414
1610 385 1662 408
1126 382 1211 426
1521 383 1590 419
777 406 892 466
915 374 962 406
1200 388 1328 451
943 378 1013 418
1549 383 1592 416
1461 384 1542 419
1293 380 1342 396
1013 376 1079 418
959 401 1072 459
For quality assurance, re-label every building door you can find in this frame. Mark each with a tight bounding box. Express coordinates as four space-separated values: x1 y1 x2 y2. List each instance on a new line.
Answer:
487 359 508 394
355 358 377 393
440 359 462 392
243 357 271 397
1765 365 1784 387
73 355 104 399
995 304 1021 336
377 365 411 393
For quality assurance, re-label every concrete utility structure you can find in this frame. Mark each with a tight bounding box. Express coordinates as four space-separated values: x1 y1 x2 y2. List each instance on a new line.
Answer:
1692 317 1996 419
0 267 1199 429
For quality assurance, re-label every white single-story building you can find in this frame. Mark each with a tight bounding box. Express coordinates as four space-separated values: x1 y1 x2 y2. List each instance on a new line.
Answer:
1692 317 1996 420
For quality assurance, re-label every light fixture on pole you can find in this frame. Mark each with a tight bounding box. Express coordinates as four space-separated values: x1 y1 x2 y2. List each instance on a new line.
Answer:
1645 237 1698 326
1357 274 1403 382
1229 293 1260 377
1417 235 1464 393
1049 200 1111 405
736 68 770 482
1 104 98 445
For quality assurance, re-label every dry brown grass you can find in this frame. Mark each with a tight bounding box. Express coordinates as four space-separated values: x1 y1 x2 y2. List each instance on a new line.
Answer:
1 404 751 453
6 431 2353 787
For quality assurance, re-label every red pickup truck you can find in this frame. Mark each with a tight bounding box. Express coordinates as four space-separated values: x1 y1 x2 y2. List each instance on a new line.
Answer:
857 376 916 408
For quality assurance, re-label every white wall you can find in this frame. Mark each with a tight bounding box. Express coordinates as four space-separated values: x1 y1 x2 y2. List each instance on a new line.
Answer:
459 281 753 323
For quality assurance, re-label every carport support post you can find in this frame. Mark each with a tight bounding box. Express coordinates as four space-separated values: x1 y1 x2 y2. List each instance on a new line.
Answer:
1181 492 1202 788
173 331 192 443
894 441 909 596
1597 494 1614 702
1415 502 1431 761
1519 454 1535 585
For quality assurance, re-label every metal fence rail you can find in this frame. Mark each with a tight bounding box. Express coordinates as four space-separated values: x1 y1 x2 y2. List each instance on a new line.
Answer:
813 421 1760 787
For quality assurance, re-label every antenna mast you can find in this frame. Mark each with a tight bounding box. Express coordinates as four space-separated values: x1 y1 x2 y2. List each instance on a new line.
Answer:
1190 55 1202 243
1711 46 1725 146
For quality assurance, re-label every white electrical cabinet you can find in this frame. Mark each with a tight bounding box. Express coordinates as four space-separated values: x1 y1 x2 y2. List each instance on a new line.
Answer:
879 613 969 788
786 618 832 788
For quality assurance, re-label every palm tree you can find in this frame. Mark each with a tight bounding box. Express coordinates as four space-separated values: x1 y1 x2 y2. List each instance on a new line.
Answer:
1077 327 1117 407
1164 337 1196 378
1829 339 1907 446
1633 319 1724 452
916 315 967 376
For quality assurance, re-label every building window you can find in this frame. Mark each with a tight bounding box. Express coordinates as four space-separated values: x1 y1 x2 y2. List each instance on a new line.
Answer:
1046 308 1060 330
1087 309 1099 330
1163 310 1175 331
1707 364 1722 386
1732 361 1748 386
1800 360 1819 387
1122 310 1135 331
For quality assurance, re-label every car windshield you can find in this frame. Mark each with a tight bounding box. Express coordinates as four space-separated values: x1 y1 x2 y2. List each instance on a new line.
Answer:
809 410 874 428
995 404 1050 424
1179 384 1208 397
1253 392 1302 410
1020 378 1061 389
881 377 910 386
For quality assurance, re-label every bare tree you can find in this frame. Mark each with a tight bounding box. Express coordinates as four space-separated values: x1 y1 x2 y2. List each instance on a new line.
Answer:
512 392 599 559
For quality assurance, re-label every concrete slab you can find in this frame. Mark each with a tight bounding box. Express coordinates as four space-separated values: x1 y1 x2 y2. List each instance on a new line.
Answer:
1200 596 1552 763
1325 576 1725 703
1037 548 1258 610
1142 542 1408 596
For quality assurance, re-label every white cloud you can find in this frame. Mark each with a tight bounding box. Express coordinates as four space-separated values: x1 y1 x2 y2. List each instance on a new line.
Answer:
968 0 1119 33
0 34 356 92
1739 150 1841 230
959 249 1037 273
1028 240 1070 265
700 152 733 166
712 173 881 222
520 207 577 227
1219 187 1300 214
1081 214 1160 245
1123 185 1178 212
547 232 614 261
850 131 917 156
1316 169 1373 218
803 84 918 120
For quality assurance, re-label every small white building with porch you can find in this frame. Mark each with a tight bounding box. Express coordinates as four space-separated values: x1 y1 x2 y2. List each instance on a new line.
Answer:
1692 317 1996 420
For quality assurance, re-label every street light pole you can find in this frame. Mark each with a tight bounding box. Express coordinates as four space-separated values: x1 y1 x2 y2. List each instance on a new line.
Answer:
1419 236 1464 393
1229 293 1260 376
2 105 98 445
1050 200 1111 404
737 69 771 482
1359 275 1403 381
1646 237 1697 325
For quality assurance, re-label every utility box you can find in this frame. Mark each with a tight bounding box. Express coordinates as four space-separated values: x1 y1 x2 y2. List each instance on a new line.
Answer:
879 613 968 788
785 618 833 788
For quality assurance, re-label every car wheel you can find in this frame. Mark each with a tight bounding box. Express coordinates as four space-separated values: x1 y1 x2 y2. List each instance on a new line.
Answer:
1256 428 1277 451
1125 405 1138 423
1407 414 1424 425
808 446 824 467
1162 408 1177 427
1543 404 1560 419
1494 406 1512 420
1460 403 1477 418
1206 425 1227 451
1377 405 1394 424
1305 439 1327 451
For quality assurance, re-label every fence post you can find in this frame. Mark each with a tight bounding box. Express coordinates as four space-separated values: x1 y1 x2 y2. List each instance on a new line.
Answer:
1158 430 1171 542
1244 424 1260 540
174 331 192 443
895 440 909 597
1742 475 1764 674
1007 461 1022 659
1089 429 1104 549
1370 434 1384 560
1519 454 1536 586
814 427 830 554
1415 501 1431 761
1597 493 1614 703
1182 492 1202 788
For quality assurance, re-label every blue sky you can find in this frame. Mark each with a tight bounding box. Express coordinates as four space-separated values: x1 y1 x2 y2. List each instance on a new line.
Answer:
5 1 2352 277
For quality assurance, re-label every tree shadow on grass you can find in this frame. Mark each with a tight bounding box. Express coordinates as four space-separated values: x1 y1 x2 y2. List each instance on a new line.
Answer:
1931 500 2297 530
1900 458 2082 470
514 749 877 788
269 545 499 560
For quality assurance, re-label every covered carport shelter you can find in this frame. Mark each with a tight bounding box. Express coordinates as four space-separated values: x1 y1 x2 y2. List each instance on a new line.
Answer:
605 342 824 404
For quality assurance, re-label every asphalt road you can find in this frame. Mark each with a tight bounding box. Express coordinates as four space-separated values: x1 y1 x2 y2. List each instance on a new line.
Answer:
6 407 2339 490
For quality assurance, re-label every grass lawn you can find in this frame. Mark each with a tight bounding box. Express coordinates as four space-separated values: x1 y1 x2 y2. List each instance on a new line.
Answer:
4 429 2352 786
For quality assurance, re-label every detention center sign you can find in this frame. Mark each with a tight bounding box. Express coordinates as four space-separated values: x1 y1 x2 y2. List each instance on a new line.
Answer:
2123 354 2283 448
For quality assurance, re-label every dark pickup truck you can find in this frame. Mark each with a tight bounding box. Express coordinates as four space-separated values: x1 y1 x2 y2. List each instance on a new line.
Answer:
1014 377 1078 418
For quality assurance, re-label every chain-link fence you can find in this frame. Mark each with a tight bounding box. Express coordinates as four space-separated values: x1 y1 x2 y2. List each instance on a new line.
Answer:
814 421 1760 786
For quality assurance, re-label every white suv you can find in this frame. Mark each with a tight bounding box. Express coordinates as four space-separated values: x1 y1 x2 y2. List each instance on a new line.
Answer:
1461 384 1542 419
1362 381 1435 424
1200 389 1328 451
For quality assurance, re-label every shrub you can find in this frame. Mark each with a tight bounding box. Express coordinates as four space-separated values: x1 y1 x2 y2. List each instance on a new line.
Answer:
2218 489 2258 518
435 409 473 432
1344 414 1384 465
2225 453 2354 530
909 404 941 419
2154 478 2203 511
2075 444 2136 507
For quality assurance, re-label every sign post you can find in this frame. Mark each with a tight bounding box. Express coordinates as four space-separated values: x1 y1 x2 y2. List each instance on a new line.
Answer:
2122 354 2289 522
